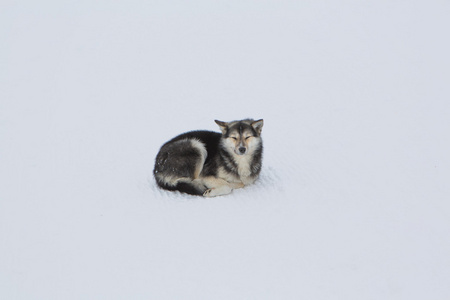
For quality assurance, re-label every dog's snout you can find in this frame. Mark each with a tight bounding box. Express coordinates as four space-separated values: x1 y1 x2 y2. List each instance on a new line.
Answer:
238 147 246 154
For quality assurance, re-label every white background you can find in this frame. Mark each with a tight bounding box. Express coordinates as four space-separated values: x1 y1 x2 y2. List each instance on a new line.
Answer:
1 0 449 299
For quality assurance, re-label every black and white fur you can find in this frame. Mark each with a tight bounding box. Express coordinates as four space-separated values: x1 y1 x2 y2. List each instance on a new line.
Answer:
153 119 264 197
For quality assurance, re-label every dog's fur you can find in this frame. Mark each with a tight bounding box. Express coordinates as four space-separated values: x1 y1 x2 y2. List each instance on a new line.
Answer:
153 119 264 197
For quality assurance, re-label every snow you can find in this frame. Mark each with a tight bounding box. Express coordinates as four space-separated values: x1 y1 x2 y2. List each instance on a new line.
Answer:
1 0 450 299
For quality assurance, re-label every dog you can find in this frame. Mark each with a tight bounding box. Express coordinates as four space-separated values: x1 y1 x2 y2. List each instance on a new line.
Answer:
153 119 264 197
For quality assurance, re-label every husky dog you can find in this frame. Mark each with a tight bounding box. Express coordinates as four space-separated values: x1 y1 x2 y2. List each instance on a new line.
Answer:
154 119 264 197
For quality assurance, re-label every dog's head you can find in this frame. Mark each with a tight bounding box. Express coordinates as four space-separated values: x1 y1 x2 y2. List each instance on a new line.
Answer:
215 119 264 156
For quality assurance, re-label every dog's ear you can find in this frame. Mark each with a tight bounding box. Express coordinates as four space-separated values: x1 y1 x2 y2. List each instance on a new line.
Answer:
251 119 264 135
215 120 228 134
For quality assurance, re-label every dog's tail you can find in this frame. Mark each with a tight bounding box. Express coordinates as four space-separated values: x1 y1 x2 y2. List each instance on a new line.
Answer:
155 178 206 196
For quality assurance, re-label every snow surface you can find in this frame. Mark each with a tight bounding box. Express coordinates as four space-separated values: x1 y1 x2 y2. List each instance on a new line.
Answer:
1 1 450 299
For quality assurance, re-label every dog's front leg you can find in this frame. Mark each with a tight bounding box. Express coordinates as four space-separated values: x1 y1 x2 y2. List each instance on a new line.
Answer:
229 181 244 189
202 177 234 197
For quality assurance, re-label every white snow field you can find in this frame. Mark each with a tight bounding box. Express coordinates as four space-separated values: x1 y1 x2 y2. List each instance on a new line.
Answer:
1 1 450 299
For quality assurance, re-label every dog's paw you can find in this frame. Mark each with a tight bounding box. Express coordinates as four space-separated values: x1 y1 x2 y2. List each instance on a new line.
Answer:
203 188 215 197
203 186 233 197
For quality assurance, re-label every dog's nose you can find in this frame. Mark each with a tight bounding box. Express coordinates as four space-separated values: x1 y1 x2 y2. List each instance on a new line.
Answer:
239 147 246 154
